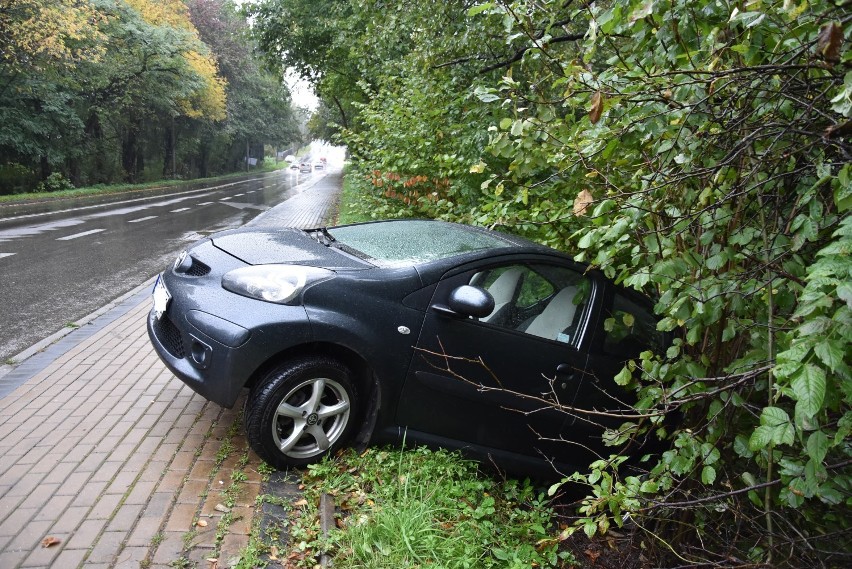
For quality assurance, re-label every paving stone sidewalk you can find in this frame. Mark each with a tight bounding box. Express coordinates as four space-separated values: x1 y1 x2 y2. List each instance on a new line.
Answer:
0 170 342 568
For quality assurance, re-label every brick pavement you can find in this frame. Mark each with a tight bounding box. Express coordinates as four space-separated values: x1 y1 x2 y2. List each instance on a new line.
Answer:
0 169 342 568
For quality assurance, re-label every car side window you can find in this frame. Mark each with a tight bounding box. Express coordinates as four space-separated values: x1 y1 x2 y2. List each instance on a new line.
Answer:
470 264 589 344
602 292 663 357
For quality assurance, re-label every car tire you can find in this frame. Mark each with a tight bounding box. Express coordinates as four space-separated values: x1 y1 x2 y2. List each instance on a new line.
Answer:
245 357 359 469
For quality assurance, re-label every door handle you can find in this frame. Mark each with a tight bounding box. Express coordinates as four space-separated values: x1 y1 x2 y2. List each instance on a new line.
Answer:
556 364 574 389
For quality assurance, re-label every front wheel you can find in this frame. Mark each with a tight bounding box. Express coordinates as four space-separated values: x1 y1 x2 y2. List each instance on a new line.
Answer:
245 357 359 469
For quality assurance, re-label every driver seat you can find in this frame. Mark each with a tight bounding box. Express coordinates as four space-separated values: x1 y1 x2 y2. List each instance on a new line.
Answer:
481 268 524 323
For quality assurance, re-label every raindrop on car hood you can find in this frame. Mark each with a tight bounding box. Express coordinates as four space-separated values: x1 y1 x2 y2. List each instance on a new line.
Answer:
211 228 368 269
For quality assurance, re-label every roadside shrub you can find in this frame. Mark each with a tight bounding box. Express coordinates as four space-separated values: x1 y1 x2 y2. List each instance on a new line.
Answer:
0 163 38 195
36 172 75 193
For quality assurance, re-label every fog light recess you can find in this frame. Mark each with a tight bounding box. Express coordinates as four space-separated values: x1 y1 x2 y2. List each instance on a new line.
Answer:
189 336 212 369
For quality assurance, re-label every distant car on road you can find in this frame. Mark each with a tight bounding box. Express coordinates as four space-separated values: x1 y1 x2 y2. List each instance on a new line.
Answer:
299 162 312 173
288 163 299 171
148 220 667 476
314 162 324 170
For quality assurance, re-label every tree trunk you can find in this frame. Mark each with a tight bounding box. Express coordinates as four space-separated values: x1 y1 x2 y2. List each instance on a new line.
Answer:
198 142 209 178
39 155 50 181
121 118 145 182
85 112 107 184
163 119 175 178
121 126 137 182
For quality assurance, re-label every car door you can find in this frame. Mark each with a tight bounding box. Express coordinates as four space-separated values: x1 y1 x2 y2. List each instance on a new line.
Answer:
395 259 599 463
580 286 670 453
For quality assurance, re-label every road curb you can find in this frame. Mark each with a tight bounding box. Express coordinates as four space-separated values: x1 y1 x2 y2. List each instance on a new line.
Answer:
0 276 156 383
0 169 333 384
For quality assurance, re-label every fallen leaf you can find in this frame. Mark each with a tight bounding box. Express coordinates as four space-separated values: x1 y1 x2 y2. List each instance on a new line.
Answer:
269 546 279 560
573 189 594 216
196 519 208 527
589 91 605 124
293 498 309 507
818 21 843 63
584 548 601 564
214 504 230 513
41 536 60 548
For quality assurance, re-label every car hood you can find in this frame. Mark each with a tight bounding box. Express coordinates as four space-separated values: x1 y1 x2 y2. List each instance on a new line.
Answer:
211 227 369 269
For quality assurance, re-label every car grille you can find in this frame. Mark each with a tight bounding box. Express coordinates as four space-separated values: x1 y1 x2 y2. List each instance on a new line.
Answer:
153 313 185 358
185 258 211 277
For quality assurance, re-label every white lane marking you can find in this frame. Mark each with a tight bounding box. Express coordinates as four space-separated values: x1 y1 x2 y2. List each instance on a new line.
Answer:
0 253 15 259
219 197 232 201
0 176 270 223
0 219 85 243
57 229 105 241
234 193 245 197
171 208 191 213
197 202 214 206
128 216 157 223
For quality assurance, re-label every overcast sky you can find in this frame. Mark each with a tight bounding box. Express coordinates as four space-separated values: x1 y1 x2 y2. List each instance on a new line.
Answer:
286 71 318 110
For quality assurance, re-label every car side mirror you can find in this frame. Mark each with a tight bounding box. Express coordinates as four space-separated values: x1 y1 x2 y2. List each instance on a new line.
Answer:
433 285 495 319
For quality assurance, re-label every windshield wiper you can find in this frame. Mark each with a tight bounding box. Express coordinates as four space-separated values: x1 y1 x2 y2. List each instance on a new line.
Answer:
307 227 336 247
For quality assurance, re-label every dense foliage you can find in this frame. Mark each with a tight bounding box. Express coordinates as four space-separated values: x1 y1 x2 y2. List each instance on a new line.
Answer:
0 0 300 193
251 0 851 565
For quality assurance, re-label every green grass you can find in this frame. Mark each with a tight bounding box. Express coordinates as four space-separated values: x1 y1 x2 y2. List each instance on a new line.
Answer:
0 159 292 205
334 164 385 225
280 446 576 568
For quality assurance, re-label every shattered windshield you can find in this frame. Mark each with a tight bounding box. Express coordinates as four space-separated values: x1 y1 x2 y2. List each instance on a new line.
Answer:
327 220 516 265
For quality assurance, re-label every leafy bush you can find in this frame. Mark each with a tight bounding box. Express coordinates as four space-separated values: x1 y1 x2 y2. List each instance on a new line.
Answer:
35 172 75 193
468 1 850 565
254 0 851 565
0 163 38 195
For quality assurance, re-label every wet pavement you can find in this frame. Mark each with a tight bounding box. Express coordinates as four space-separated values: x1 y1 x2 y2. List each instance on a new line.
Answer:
0 168 321 362
0 169 343 568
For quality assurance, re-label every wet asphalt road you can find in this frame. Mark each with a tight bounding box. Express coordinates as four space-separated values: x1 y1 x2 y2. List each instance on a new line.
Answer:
0 168 322 362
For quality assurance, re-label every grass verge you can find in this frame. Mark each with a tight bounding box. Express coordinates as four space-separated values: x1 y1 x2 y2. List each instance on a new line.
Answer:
273 446 576 568
334 164 385 225
0 159 291 205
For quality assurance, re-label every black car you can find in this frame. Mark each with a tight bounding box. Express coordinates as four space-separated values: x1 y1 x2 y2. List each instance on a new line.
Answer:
148 220 665 475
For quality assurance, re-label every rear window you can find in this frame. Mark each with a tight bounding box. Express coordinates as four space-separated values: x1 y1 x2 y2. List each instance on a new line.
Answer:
328 220 515 265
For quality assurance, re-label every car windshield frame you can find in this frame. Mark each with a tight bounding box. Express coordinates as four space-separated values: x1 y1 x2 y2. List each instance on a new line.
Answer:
327 220 518 267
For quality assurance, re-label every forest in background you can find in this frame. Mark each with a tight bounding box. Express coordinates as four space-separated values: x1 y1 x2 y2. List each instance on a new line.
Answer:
0 0 303 195
247 0 851 566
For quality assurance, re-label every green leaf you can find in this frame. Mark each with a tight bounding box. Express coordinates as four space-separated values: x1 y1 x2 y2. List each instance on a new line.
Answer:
792 364 827 420
467 2 494 17
814 339 845 372
614 367 632 386
750 407 795 450
838 283 852 308
806 431 829 464
701 465 717 485
749 426 774 451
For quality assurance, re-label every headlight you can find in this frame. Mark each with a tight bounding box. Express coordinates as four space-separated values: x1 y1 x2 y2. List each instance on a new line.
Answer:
221 265 334 304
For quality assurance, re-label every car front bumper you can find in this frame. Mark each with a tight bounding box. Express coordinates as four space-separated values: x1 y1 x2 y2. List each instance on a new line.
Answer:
146 243 313 407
